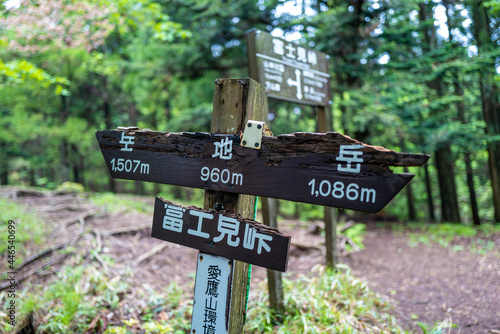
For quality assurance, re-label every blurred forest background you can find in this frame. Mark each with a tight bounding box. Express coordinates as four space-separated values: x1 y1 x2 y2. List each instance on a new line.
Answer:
1 0 499 224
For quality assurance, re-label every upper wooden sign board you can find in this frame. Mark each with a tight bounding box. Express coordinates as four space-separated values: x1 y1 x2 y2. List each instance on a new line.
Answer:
246 29 331 107
96 129 429 213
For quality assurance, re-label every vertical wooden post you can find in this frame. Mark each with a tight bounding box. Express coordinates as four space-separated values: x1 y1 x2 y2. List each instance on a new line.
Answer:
317 105 338 268
261 197 284 318
204 78 267 333
258 96 285 318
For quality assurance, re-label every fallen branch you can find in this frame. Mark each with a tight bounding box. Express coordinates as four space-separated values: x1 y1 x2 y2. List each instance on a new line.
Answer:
134 243 169 266
14 233 82 272
345 235 361 252
37 205 87 213
94 230 103 252
336 234 361 253
91 250 110 270
338 235 347 253
61 210 98 227
14 243 69 272
100 224 151 236
0 252 74 291
337 220 356 233
291 241 323 252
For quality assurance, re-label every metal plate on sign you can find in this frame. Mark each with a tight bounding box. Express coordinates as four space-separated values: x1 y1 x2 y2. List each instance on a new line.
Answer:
241 120 265 149
247 29 331 107
191 252 232 334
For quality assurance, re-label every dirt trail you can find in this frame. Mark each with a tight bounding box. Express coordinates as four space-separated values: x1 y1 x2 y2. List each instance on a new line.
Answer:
2 188 499 333
343 224 500 333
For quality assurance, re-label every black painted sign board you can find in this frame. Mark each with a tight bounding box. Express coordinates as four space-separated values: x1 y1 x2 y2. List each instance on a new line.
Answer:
96 129 429 213
246 29 331 107
151 197 291 272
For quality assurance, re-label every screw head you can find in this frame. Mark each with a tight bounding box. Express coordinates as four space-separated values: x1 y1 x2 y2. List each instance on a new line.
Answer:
242 140 247 145
254 142 259 148
257 124 262 129
247 123 252 127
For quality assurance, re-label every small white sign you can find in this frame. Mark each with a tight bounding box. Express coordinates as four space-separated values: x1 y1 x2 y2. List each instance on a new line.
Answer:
191 252 232 334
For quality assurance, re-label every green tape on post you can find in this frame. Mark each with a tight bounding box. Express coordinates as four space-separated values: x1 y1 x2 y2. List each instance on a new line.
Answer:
244 196 258 319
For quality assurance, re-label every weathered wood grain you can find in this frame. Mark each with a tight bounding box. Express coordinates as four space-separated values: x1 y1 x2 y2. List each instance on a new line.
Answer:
151 197 290 272
96 130 429 167
208 78 266 333
96 129 429 213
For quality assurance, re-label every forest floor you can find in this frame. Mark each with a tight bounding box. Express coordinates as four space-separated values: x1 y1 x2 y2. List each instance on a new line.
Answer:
1 188 499 333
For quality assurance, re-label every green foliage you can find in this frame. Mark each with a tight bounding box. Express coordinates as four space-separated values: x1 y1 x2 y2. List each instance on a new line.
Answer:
0 59 70 95
89 193 153 214
55 182 85 193
416 319 456 334
11 259 129 333
0 0 499 224
104 281 192 334
391 222 499 254
0 198 46 266
245 264 451 333
344 223 366 250
30 262 450 333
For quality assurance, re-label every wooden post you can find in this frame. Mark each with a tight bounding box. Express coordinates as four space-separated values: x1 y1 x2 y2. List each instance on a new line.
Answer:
261 197 284 317
258 96 285 318
205 78 267 332
317 105 338 268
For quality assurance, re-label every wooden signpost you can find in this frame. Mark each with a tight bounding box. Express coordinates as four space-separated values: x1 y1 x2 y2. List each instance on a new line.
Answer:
96 78 429 333
191 252 233 334
247 29 349 316
96 130 427 213
151 197 290 272
247 28 330 107
246 29 334 316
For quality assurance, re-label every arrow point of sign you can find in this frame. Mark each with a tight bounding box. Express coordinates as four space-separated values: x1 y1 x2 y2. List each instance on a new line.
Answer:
370 172 415 213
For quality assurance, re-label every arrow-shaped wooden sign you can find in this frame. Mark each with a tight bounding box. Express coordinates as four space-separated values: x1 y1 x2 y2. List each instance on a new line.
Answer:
96 128 429 213
151 197 291 272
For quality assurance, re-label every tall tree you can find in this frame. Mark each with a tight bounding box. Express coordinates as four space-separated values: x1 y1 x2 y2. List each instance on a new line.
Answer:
443 0 481 224
419 1 461 222
468 0 500 222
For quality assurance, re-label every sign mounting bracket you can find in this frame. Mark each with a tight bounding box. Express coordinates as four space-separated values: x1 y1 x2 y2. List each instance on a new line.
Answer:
241 120 266 149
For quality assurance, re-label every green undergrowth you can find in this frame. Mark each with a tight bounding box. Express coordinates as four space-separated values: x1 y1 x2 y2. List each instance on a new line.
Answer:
89 192 153 214
89 191 205 215
0 198 47 268
389 222 500 254
245 264 451 333
2 260 452 333
1 255 192 334
343 223 367 251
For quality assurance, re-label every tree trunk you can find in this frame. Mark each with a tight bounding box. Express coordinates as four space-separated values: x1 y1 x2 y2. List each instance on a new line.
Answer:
423 163 436 222
29 168 36 187
434 147 461 222
404 167 416 221
419 2 461 223
60 95 70 183
0 145 8 185
452 79 481 224
0 169 7 185
469 0 500 222
444 0 482 225
464 154 481 225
